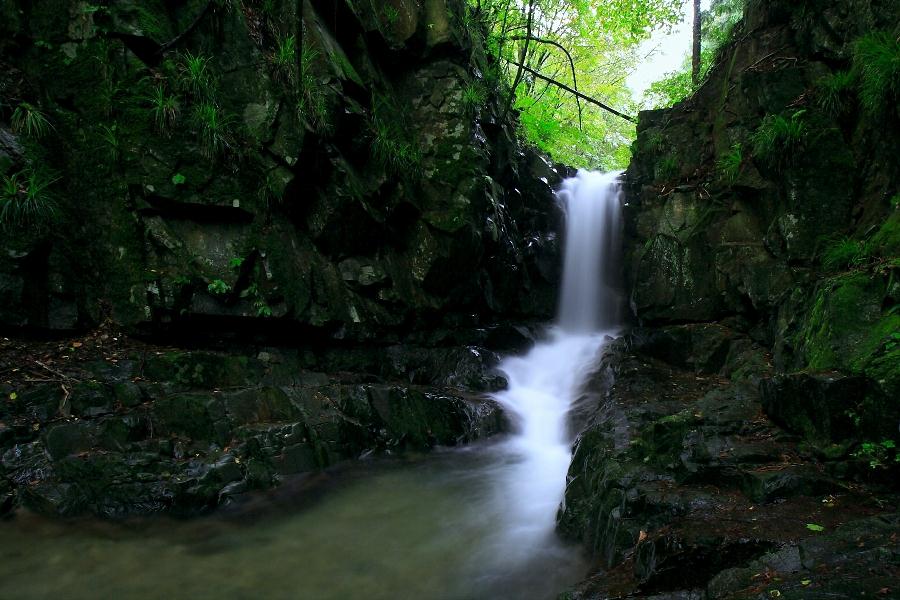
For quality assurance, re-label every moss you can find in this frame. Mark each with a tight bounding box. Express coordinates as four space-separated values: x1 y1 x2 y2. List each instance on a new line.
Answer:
796 273 899 396
867 211 900 259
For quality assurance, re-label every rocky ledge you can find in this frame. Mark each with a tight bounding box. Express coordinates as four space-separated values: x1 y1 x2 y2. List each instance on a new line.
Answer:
559 325 899 598
0 323 530 518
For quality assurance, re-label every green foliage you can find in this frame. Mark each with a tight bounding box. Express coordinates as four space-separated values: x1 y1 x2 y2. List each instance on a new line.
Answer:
243 283 273 317
644 0 744 109
819 211 899 271
98 123 120 162
815 70 855 117
370 94 421 173
382 5 400 26
805 523 825 532
271 34 296 84
750 110 808 169
229 257 244 269
716 143 743 184
656 155 679 181
370 117 421 173
461 82 488 113
177 51 213 98
867 211 900 259
852 439 899 470
822 237 866 271
464 0 682 167
207 279 231 295
171 173 186 185
296 44 331 132
11 102 52 139
645 68 694 109
0 168 58 230
852 31 900 115
191 102 234 158
147 84 180 132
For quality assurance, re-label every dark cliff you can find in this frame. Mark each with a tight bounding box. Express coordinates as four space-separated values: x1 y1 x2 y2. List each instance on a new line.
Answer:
0 0 563 343
0 0 563 517
560 1 900 597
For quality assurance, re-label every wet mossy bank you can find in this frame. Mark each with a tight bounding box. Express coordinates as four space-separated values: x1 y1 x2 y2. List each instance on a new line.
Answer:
559 0 900 597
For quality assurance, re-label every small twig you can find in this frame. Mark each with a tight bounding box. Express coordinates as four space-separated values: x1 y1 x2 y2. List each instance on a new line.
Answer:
34 360 72 381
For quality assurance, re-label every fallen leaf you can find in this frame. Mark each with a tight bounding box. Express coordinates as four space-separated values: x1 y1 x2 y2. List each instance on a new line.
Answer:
638 530 647 543
806 523 825 532
72 342 83 348
801 579 812 586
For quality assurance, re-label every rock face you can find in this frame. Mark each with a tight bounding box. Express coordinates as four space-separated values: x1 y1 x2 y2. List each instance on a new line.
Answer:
618 0 900 477
0 0 562 341
560 327 900 598
0 336 506 517
559 1 900 596
622 0 900 402
0 0 563 516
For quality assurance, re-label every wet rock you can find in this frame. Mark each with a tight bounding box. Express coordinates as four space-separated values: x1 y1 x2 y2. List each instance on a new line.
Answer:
760 372 889 444
44 422 95 460
559 335 897 598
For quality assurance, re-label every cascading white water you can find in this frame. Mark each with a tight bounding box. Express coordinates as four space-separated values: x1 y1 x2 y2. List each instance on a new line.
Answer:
487 170 623 562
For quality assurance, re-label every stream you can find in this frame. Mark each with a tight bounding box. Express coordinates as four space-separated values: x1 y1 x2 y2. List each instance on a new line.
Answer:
0 171 623 600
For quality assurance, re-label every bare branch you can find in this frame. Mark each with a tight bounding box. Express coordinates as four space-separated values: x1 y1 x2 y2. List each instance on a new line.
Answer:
508 34 583 130
502 57 636 123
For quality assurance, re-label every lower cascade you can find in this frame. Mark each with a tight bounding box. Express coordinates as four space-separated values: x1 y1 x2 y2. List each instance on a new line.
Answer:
489 170 624 560
0 171 625 600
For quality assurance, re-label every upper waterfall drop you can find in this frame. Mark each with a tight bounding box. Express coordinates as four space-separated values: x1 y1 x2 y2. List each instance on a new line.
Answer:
557 170 623 332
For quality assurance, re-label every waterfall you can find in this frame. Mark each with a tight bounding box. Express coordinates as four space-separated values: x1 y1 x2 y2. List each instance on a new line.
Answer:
557 171 623 331
487 170 622 564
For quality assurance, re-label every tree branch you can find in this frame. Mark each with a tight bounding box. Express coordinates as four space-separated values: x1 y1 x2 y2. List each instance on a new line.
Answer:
508 34 583 130
501 57 636 123
502 0 536 120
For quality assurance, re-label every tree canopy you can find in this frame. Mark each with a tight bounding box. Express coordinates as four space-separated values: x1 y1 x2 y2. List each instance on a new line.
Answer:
465 0 683 169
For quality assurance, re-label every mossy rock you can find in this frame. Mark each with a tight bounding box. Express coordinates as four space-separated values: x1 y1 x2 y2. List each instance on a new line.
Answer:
794 272 899 398
151 393 229 444
143 351 263 389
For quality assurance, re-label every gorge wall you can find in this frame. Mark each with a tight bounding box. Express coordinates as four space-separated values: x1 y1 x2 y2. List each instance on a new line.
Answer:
0 0 563 342
560 1 900 597
0 0 564 517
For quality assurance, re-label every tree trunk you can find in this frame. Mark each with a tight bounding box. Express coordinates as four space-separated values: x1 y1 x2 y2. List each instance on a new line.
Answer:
691 0 702 85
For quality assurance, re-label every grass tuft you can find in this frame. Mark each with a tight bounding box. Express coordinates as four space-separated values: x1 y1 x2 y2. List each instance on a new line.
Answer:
191 102 235 158
816 70 856 117
716 143 743 184
11 102 52 139
147 84 180 132
853 31 900 115
0 168 59 230
178 51 213 98
751 110 808 169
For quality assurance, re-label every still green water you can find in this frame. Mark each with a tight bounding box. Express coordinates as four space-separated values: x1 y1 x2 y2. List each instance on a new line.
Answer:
0 442 588 600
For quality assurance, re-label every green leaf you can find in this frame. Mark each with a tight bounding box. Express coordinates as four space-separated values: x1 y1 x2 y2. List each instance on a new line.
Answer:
806 523 825 532
171 173 186 185
8 392 17 401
